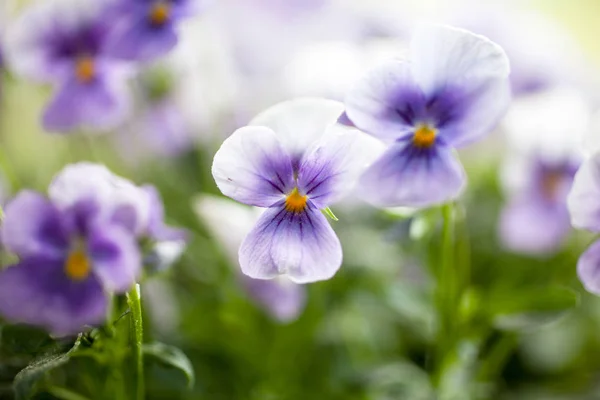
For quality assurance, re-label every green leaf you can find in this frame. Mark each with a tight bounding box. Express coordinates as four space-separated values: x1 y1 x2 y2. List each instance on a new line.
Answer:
13 335 81 400
321 207 339 221
485 286 579 332
143 342 195 389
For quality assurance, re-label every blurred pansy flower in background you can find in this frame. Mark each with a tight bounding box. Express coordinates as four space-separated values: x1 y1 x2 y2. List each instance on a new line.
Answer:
195 195 306 322
5 0 133 132
499 87 587 255
106 0 212 61
345 24 511 207
212 98 381 283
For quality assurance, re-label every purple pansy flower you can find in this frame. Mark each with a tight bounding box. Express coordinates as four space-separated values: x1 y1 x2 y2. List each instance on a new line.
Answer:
344 24 511 207
106 0 211 61
195 195 306 322
212 98 381 283
567 154 600 295
5 0 132 132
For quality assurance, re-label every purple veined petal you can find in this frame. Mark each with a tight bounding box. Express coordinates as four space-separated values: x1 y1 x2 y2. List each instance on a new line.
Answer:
242 275 306 323
409 24 510 99
345 60 424 143
249 98 345 166
87 223 141 293
212 126 294 207
239 203 343 284
499 196 571 255
1 190 69 258
567 154 600 233
49 162 152 235
42 70 131 132
297 124 385 208
105 14 178 62
358 140 466 208
0 256 107 337
577 240 600 295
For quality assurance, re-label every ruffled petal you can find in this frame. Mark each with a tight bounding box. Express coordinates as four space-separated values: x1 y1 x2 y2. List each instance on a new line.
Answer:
567 155 600 232
1 190 69 258
297 124 385 208
42 72 130 132
358 140 466 207
249 98 344 165
577 240 600 295
345 61 424 143
0 256 107 337
242 276 306 323
87 224 141 293
499 197 571 255
239 204 342 283
212 126 294 207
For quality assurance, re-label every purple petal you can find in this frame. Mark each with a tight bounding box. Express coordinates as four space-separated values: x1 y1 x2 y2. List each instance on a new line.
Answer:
577 240 600 295
345 61 423 143
87 224 141 293
0 256 107 337
142 185 187 241
239 204 342 283
42 73 130 132
499 197 570 255
242 276 306 323
212 126 294 207
567 155 600 232
106 16 178 61
297 124 384 208
358 140 466 207
1 190 69 258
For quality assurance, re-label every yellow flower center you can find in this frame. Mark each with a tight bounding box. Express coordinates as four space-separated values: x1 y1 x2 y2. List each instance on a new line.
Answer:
75 56 96 83
65 250 91 281
149 2 170 26
542 171 563 200
413 124 437 148
285 188 308 214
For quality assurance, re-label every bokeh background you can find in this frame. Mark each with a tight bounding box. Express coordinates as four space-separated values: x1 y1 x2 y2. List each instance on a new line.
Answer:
2 0 600 399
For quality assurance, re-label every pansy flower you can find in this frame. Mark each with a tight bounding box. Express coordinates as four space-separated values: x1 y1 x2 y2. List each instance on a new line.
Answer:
106 0 211 61
212 98 381 283
499 88 586 255
344 24 511 207
5 0 131 132
566 153 600 295
0 165 143 336
195 194 306 322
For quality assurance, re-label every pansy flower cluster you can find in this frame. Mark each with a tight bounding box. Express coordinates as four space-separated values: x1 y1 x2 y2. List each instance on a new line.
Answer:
0 163 184 336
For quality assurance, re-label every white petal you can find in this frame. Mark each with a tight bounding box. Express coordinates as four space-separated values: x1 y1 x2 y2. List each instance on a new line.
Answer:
567 154 600 232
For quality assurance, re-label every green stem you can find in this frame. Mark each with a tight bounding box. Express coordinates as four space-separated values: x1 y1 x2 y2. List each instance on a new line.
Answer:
127 284 144 400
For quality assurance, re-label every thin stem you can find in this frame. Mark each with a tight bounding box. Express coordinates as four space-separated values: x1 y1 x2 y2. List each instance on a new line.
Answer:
127 284 144 400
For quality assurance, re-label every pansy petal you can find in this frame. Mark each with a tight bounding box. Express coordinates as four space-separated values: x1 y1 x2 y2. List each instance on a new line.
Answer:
242 276 306 323
410 24 510 98
43 74 130 132
567 155 600 232
0 256 107 337
499 197 570 255
358 141 466 207
345 61 424 143
106 17 178 61
212 126 294 207
577 240 600 295
297 124 385 208
1 190 69 258
239 204 342 283
143 185 188 241
249 98 344 164
88 224 141 293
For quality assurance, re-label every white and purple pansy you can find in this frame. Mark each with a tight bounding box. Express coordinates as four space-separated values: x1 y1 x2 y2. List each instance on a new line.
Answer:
0 162 185 336
106 0 211 61
5 0 132 132
212 98 382 283
344 24 511 208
